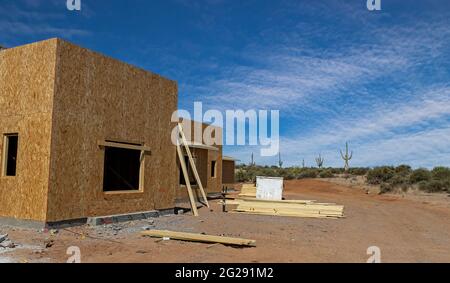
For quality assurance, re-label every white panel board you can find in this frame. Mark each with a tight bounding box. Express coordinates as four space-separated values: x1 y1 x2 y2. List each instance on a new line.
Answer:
256 176 283 200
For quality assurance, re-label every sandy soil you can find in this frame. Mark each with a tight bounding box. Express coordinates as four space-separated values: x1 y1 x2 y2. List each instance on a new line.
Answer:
1 179 450 263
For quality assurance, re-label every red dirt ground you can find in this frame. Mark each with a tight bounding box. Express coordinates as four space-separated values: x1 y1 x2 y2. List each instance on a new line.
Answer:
1 179 450 263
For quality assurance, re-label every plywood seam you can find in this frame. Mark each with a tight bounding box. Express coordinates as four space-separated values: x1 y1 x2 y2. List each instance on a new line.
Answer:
44 39 60 222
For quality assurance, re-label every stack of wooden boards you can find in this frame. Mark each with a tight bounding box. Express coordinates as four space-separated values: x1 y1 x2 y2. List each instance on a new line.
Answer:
229 197 344 219
238 184 257 198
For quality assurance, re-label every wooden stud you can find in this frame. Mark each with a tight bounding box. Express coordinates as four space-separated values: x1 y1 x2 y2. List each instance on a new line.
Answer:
178 123 209 208
142 229 256 247
177 142 198 216
1 134 7 176
98 140 151 153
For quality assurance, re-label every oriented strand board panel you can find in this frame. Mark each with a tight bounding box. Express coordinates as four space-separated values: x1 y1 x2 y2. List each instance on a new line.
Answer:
45 39 178 222
207 144 222 193
222 160 235 185
0 39 58 221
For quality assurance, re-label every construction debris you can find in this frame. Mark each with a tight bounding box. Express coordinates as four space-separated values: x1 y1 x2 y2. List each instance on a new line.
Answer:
44 239 54 248
230 198 344 219
0 234 17 249
141 230 256 247
0 234 8 243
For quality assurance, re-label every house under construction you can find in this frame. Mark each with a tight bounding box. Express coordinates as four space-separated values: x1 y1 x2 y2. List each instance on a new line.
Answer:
0 38 236 227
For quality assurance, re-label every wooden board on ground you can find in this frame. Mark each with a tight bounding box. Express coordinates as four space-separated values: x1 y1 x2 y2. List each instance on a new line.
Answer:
141 230 256 247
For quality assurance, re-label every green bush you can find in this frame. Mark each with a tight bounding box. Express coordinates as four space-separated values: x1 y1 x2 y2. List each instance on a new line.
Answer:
431 167 450 181
409 168 431 184
235 169 251 182
418 180 448 193
390 174 410 186
395 165 412 175
367 166 395 184
318 170 334 178
297 169 318 179
379 183 394 194
330 168 345 174
349 167 369 176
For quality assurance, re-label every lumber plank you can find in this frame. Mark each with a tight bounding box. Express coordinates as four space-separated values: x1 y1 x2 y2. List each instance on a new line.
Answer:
231 210 342 219
236 203 344 212
141 230 256 247
235 208 343 217
237 197 317 205
178 123 209 208
176 142 198 216
98 140 151 152
237 193 256 197
241 184 256 189
236 199 343 210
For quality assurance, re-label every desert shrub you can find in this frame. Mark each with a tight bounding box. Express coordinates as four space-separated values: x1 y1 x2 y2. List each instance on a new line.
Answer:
297 168 318 179
389 174 410 186
349 167 369 176
318 170 334 178
409 168 431 184
278 169 296 180
379 183 394 194
235 169 251 182
330 168 345 174
395 165 412 175
418 180 448 193
367 166 395 185
431 167 450 181
400 184 409 193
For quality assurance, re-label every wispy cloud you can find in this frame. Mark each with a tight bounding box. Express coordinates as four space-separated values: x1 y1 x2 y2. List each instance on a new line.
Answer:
179 2 450 168
0 21 90 38
0 1 91 45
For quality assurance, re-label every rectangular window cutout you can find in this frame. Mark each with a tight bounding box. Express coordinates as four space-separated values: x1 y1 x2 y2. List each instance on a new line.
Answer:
103 146 142 192
211 160 217 178
3 134 18 176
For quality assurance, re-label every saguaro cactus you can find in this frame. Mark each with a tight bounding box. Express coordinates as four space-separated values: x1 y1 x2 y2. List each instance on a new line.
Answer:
315 154 324 168
278 152 283 168
250 152 255 166
340 142 353 172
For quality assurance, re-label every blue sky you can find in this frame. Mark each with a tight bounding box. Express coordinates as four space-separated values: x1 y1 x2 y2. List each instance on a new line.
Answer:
1 0 450 168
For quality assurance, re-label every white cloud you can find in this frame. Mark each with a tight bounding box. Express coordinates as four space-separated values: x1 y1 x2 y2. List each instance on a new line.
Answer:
208 4 450 168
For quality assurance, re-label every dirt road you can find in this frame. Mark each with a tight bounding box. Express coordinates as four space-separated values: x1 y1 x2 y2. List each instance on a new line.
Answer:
1 179 450 263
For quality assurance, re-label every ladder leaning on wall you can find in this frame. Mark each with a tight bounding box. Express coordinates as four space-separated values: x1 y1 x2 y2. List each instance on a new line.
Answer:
176 122 210 216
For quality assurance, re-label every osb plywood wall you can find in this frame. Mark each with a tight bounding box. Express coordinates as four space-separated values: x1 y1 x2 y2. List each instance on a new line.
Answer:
45 39 178 222
176 120 223 201
0 39 58 221
222 160 235 185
